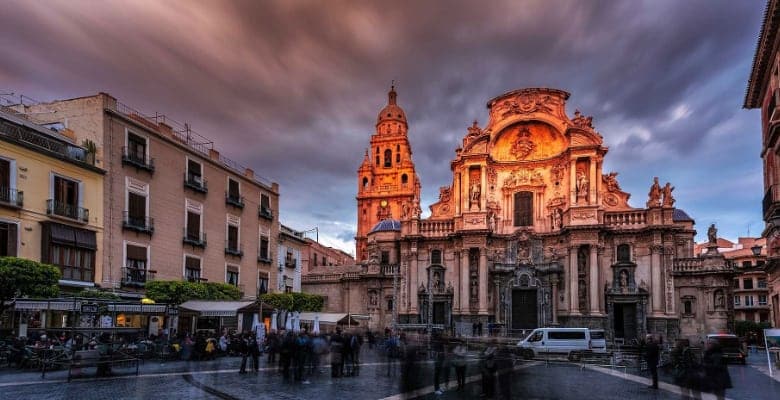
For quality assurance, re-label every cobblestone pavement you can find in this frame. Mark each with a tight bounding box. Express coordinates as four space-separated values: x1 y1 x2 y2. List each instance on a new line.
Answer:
1 347 778 399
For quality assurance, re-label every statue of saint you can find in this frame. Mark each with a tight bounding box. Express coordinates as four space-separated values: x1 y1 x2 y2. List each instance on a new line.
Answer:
576 171 589 200
647 177 662 207
662 182 675 207
470 182 481 203
707 224 717 245
619 270 629 288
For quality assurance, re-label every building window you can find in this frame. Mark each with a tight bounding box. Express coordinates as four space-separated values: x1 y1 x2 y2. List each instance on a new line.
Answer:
745 295 754 307
683 300 692 315
742 261 752 268
758 278 767 289
124 178 151 232
226 178 243 207
743 278 754 290
186 209 202 241
127 132 147 163
362 177 369 189
513 191 533 226
185 158 207 192
733 279 740 289
734 296 741 306
759 295 768 306
387 298 394 311
431 249 442 265
313 253 318 266
260 193 273 219
380 250 390 265
51 175 84 221
50 245 94 282
0 222 18 257
285 285 293 293
384 149 392 167
185 256 201 282
0 157 21 207
226 217 241 256
616 244 631 263
401 174 408 186
226 265 239 287
124 244 149 285
259 230 270 261
258 273 268 295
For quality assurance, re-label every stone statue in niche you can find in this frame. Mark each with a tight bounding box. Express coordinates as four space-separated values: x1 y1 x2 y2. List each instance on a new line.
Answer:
619 269 629 289
401 202 410 219
576 171 589 202
369 290 378 307
647 177 662 207
662 182 675 207
578 279 587 310
488 212 496 231
469 182 481 211
714 290 725 309
432 271 443 293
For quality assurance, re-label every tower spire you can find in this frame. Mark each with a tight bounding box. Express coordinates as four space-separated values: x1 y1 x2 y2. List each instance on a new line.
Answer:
388 80 397 105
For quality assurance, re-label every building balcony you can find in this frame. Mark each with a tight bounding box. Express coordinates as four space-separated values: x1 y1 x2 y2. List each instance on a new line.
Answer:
121 267 156 287
285 258 297 268
46 199 89 223
122 212 154 235
183 229 207 248
225 244 244 258
186 275 208 283
257 255 272 264
184 173 208 193
121 147 155 173
225 192 245 209
258 205 274 220
0 187 23 208
734 304 770 310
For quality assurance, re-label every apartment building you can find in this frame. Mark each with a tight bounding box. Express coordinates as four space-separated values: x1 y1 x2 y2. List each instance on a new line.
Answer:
300 238 355 275
0 108 104 289
14 93 279 299
278 224 306 293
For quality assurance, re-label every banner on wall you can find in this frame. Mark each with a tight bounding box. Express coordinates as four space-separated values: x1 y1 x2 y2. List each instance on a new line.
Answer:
763 329 780 377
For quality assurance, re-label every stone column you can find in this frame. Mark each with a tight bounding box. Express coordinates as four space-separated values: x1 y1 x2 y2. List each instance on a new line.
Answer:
551 276 559 325
494 278 501 323
455 173 461 215
651 245 662 314
479 248 488 314
589 246 599 314
481 166 487 211
460 250 470 314
589 158 596 205
410 254 419 314
569 246 579 315
570 159 578 205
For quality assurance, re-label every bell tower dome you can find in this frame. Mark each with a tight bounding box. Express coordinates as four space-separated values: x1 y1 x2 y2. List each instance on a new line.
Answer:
356 84 419 262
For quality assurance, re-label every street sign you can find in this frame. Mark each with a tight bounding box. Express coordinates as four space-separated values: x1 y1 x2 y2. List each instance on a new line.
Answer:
81 303 99 314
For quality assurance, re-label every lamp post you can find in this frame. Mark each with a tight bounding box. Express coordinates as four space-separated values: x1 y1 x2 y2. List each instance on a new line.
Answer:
751 244 763 257
302 227 319 243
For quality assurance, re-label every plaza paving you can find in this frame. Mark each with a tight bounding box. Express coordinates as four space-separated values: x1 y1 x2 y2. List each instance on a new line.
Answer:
0 347 778 399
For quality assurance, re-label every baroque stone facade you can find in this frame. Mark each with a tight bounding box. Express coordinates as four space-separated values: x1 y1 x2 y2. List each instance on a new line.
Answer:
363 87 702 341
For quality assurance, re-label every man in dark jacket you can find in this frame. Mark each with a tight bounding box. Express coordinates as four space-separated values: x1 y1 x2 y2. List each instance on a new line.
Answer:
644 334 660 389
238 334 250 374
330 328 345 378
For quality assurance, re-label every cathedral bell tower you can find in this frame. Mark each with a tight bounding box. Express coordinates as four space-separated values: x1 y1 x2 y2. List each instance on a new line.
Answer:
356 85 419 261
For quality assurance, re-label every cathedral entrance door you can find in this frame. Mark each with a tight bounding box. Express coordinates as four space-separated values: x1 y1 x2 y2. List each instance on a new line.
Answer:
511 288 538 330
613 303 637 341
433 302 447 325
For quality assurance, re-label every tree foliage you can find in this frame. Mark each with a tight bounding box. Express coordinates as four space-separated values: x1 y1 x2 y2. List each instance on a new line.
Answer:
0 257 61 313
260 292 324 312
735 320 771 338
145 280 242 304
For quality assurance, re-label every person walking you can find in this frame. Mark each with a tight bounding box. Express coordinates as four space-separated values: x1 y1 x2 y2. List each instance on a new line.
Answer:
495 343 514 400
294 330 311 383
433 331 446 395
330 328 345 378
481 339 497 398
452 339 468 391
250 334 261 372
267 330 279 367
644 334 660 389
702 339 732 400
238 334 250 374
280 331 295 381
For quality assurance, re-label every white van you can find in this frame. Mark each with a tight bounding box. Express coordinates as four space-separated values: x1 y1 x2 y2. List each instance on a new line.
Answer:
516 328 593 359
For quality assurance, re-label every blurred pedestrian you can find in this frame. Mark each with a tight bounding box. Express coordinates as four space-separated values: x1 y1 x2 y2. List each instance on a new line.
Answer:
643 334 659 389
702 339 732 400
481 339 497 398
496 343 514 400
250 334 261 372
295 329 311 383
238 334 250 374
330 328 345 378
433 331 446 395
452 339 468 391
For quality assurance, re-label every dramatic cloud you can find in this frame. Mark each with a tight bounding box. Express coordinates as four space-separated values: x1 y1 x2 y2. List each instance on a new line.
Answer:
0 0 766 252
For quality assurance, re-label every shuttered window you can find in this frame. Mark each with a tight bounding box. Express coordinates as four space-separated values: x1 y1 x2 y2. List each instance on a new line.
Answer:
513 191 533 226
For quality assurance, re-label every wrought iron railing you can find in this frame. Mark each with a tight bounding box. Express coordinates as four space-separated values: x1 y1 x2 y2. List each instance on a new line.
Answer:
226 192 244 208
225 243 244 257
183 228 207 247
46 199 89 223
121 267 155 286
259 205 273 220
122 211 154 234
0 186 23 207
121 147 155 172
184 172 208 193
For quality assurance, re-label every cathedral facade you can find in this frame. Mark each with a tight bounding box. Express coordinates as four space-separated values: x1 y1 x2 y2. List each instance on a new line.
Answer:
358 87 699 341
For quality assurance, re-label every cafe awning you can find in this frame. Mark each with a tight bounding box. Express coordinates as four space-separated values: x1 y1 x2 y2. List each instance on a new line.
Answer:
179 300 255 317
298 312 362 325
107 304 167 313
15 299 81 311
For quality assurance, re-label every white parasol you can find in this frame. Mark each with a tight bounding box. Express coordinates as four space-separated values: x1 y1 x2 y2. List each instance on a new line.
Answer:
285 311 293 331
271 311 278 332
312 315 320 335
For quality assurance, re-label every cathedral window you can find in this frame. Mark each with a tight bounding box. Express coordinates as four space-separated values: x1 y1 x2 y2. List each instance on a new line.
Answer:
362 177 369 189
380 250 390 265
617 244 631 263
396 145 401 163
384 149 392 167
513 191 533 226
431 249 442 265
401 174 408 186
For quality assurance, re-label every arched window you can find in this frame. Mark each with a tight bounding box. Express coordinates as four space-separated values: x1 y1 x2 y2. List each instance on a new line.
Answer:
401 174 408 185
384 149 392 167
617 244 631 262
362 177 369 189
375 147 380 166
396 144 401 163
431 249 442 265
513 191 533 226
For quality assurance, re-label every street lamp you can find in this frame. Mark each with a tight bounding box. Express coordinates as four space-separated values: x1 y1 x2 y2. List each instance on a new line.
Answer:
751 244 763 257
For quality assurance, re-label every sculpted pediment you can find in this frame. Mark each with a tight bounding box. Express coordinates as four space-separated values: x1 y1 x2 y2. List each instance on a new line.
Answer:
429 186 454 219
568 128 603 147
491 121 566 162
601 172 632 209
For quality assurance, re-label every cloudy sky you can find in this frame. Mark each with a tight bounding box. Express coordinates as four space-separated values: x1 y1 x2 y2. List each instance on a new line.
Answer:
0 0 768 254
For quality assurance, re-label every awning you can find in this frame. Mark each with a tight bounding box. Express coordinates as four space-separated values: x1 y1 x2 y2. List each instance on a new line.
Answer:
50 223 76 246
298 312 362 325
179 300 255 317
107 304 167 313
15 299 81 311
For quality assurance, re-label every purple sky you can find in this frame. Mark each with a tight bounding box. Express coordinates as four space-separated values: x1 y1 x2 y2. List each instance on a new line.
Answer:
0 0 767 254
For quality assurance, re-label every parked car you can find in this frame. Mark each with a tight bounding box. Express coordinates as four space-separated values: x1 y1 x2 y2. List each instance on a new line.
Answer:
517 328 593 360
707 333 746 364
